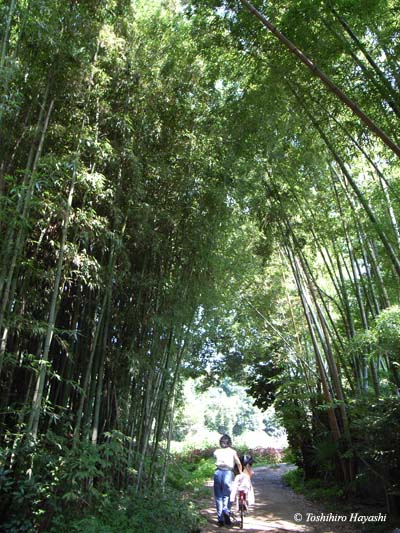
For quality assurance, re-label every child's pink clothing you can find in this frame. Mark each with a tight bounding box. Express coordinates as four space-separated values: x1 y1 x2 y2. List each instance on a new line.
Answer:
230 473 255 509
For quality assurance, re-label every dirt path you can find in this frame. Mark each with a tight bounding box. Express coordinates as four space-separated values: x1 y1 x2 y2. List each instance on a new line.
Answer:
200 464 384 533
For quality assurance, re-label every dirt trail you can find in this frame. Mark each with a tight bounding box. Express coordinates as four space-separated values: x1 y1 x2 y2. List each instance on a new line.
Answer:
200 464 379 533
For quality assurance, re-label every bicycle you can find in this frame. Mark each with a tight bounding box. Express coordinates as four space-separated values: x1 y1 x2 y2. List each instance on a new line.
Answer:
229 454 254 529
230 490 247 529
238 489 247 529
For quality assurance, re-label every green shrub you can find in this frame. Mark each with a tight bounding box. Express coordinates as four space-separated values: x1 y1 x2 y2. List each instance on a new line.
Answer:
48 488 204 533
168 456 215 491
283 467 344 501
282 447 297 464
0 431 205 533
282 467 304 492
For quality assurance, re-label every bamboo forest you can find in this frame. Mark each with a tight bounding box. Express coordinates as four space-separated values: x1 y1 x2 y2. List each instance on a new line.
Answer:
1 0 400 531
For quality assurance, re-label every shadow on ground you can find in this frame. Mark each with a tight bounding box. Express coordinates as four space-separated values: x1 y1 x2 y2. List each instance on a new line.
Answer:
200 464 369 533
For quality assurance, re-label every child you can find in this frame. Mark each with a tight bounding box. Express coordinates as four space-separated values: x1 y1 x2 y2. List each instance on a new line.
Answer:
213 434 243 527
230 454 255 510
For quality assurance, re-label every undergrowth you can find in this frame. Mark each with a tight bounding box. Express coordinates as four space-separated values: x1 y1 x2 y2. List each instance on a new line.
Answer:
50 490 202 533
282 468 396 533
0 432 205 533
1 435 287 532
282 468 344 501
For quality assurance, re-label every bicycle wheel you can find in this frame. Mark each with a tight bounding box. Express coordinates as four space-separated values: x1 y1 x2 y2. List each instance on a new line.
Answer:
238 498 245 529
239 503 244 529
238 490 246 529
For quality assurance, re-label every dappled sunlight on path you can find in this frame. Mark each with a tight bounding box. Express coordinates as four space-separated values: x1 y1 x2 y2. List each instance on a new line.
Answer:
200 464 358 533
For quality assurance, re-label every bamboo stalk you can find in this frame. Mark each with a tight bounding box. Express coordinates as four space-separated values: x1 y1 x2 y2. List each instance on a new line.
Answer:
240 0 400 158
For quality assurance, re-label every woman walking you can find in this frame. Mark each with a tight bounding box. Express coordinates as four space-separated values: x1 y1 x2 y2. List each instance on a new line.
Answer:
213 434 242 527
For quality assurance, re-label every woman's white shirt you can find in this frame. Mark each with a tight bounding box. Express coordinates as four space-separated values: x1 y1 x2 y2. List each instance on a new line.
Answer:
214 447 237 470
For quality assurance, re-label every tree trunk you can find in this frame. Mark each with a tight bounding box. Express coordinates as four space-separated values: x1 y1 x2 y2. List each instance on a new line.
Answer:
27 163 77 441
73 289 108 443
284 244 342 443
240 0 400 158
0 96 54 381
291 84 400 278
327 4 400 116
